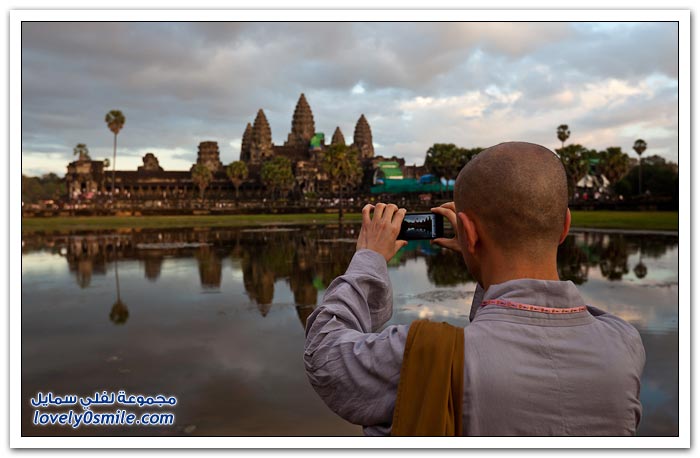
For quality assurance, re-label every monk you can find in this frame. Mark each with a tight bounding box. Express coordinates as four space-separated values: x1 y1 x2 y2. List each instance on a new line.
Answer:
303 141 645 436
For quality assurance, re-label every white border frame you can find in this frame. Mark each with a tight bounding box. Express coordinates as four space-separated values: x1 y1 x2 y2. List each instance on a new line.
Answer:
10 9 690 449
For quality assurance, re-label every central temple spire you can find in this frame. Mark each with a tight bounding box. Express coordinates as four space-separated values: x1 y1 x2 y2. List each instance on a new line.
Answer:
285 93 315 148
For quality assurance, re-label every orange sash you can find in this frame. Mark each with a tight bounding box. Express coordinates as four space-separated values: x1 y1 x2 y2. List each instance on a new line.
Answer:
391 319 465 436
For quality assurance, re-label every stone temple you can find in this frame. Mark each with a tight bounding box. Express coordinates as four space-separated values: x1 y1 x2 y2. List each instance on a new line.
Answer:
238 93 378 195
65 93 421 203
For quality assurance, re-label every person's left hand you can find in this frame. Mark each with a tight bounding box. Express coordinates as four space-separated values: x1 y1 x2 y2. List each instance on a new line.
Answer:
356 203 408 262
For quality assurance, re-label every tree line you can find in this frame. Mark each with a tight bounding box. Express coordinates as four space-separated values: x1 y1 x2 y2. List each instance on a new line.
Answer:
22 173 65 204
422 126 678 205
27 112 677 211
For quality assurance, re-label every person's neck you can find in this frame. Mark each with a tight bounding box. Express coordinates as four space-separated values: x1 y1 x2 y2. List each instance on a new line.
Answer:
479 249 561 291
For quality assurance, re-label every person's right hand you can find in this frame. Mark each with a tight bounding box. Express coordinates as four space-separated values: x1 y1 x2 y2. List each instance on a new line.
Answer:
356 203 408 262
430 202 461 253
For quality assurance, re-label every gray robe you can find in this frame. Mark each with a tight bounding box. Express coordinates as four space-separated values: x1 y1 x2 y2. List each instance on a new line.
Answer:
304 249 645 436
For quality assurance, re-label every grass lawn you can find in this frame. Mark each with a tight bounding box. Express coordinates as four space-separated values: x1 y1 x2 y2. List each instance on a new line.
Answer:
569 211 678 231
21 212 362 233
21 210 678 233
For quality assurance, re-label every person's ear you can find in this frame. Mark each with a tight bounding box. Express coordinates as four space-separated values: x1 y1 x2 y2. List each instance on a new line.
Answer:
558 208 571 244
458 211 479 255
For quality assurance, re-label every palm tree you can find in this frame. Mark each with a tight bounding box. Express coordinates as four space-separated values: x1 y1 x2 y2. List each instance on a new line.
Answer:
598 147 630 189
110 298 129 325
321 144 363 221
557 124 571 148
73 143 90 160
191 164 213 203
105 110 126 199
226 160 249 202
633 139 647 195
109 238 129 325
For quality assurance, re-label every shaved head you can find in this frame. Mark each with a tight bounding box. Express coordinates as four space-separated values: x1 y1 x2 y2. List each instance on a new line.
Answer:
454 141 568 253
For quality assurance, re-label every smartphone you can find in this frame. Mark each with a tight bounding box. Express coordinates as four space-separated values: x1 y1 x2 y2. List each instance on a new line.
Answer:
398 212 444 240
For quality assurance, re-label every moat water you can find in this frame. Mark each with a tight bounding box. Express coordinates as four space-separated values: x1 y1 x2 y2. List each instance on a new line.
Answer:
21 224 679 436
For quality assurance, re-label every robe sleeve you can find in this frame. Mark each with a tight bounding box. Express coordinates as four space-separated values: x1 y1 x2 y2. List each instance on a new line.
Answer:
303 249 408 428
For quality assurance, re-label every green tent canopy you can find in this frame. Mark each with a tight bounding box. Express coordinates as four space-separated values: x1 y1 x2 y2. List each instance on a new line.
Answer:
370 177 453 194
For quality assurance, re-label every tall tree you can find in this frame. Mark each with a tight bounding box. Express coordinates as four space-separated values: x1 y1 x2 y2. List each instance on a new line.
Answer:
556 144 590 198
557 124 571 148
424 143 466 194
226 160 249 202
598 147 630 188
191 164 213 203
73 143 90 160
321 144 363 220
260 156 295 201
105 110 125 198
633 139 647 195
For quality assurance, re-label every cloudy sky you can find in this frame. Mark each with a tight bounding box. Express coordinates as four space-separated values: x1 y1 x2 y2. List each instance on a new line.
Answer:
21 22 678 176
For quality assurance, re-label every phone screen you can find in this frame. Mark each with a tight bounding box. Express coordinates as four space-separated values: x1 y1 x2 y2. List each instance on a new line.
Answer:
398 213 444 240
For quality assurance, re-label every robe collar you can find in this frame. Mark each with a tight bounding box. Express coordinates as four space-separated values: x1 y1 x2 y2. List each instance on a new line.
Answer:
469 278 586 322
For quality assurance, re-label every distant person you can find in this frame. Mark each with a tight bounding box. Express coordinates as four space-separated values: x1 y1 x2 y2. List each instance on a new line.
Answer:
303 142 645 436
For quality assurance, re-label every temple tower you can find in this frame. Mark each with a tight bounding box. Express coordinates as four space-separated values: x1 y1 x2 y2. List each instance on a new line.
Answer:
194 141 223 172
331 127 346 146
285 93 315 148
240 123 252 162
353 114 374 159
250 109 273 164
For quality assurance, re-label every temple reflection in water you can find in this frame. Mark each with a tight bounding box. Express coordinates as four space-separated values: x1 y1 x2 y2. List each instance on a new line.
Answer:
20 225 680 437
21 225 678 329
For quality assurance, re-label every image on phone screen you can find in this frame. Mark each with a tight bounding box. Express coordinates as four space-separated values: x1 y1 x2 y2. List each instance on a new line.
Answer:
399 213 444 240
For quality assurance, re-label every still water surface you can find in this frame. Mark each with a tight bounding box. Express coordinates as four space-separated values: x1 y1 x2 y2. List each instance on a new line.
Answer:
21 224 678 436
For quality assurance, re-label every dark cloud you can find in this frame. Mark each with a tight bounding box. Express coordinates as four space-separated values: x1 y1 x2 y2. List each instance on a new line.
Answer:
21 22 679 175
